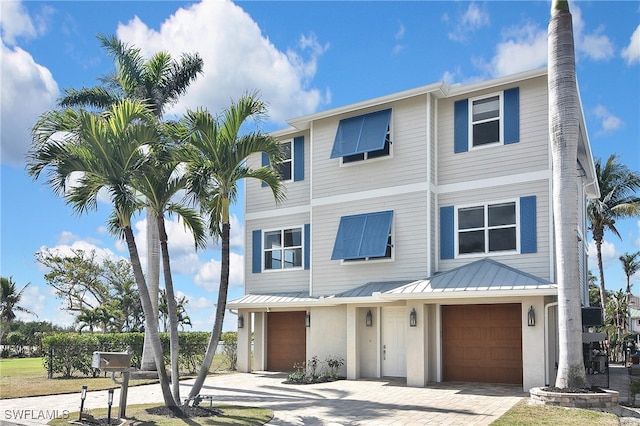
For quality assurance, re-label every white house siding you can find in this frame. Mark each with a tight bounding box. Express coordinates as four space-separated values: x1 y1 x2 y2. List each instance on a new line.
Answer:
312 96 429 200
307 306 348 377
245 130 311 215
437 76 549 186
311 192 429 297
245 211 311 294
437 179 551 281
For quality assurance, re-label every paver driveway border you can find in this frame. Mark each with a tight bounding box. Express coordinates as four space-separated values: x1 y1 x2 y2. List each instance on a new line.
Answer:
0 371 527 425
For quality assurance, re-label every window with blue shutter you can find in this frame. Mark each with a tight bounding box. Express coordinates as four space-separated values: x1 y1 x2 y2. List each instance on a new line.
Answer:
330 109 392 161
262 137 304 186
331 211 393 260
453 87 520 153
256 224 310 272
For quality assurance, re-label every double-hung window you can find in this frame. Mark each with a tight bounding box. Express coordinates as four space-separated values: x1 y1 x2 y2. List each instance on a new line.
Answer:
458 202 516 255
264 227 303 270
331 210 393 261
471 95 501 147
278 141 293 181
330 109 392 163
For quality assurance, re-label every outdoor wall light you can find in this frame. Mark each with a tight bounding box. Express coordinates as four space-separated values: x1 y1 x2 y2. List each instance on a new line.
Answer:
528 305 536 327
366 310 373 327
305 312 311 327
409 308 417 327
237 314 244 329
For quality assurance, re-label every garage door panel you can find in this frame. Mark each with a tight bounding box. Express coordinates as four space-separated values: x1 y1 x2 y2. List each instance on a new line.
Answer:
442 304 522 384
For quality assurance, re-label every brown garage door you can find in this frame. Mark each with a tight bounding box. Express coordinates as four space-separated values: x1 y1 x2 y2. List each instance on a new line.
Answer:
267 311 306 371
442 303 522 384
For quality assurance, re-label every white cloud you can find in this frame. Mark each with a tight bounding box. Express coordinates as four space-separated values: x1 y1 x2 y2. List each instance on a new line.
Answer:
38 238 122 265
114 0 328 124
194 252 244 291
0 1 41 44
592 105 624 135
448 2 489 43
588 239 619 271
622 25 640 65
0 40 59 166
570 6 615 62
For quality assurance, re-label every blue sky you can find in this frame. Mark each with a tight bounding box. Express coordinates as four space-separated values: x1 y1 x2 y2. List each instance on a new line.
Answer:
1 0 638 331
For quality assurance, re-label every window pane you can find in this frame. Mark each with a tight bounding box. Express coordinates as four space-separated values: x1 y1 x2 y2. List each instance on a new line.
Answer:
473 121 500 146
278 161 292 180
284 229 302 247
459 230 485 254
458 207 484 229
264 250 282 269
264 231 281 249
342 152 365 163
473 96 499 121
367 138 390 159
489 227 516 251
281 142 292 160
283 248 302 268
488 203 516 226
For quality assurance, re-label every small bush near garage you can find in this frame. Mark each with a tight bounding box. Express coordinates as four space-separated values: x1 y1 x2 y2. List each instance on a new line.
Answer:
286 355 344 384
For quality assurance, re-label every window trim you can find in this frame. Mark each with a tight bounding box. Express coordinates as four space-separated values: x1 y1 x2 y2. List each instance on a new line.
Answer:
454 199 520 258
262 225 305 272
468 91 504 150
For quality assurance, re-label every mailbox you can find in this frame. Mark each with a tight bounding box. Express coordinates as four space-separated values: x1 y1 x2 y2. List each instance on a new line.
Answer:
92 351 131 372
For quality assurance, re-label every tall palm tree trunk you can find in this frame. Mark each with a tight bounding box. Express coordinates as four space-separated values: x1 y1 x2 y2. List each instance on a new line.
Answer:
593 228 607 315
141 214 161 370
186 219 231 403
158 217 181 403
123 226 178 409
549 0 588 389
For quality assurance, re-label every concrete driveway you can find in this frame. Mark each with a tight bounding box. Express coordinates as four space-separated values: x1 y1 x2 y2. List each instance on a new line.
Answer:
0 372 527 425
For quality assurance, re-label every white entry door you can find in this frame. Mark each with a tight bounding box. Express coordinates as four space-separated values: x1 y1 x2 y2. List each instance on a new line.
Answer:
382 307 407 377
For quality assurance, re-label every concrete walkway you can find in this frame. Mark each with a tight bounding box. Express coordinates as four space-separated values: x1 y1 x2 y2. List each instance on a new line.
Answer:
1 372 527 425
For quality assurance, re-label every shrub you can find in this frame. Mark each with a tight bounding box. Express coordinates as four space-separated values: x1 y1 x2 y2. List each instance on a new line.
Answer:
285 356 344 384
221 332 237 371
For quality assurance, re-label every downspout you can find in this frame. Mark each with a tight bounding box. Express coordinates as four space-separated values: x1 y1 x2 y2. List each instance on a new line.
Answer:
544 301 558 386
426 93 432 276
309 122 314 296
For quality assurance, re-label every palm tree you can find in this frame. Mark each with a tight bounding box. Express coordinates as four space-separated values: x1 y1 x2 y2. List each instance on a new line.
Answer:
548 0 588 389
60 34 204 370
0 277 36 342
134 144 206 403
621 252 640 295
177 93 286 401
589 155 640 311
75 307 101 333
26 99 178 409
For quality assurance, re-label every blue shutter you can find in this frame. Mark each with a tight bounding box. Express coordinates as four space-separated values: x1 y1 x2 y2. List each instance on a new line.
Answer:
252 230 262 273
261 153 269 187
331 215 367 260
330 109 391 158
359 211 393 258
331 211 393 260
520 196 537 253
440 206 455 259
504 87 520 144
454 99 469 153
357 109 391 153
294 136 304 182
304 223 310 270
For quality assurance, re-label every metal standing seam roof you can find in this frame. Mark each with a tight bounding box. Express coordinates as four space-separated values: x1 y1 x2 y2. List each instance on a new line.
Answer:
629 308 640 318
228 259 556 308
385 258 555 295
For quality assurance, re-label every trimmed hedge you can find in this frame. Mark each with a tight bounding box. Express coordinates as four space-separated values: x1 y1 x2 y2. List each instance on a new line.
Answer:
43 332 236 378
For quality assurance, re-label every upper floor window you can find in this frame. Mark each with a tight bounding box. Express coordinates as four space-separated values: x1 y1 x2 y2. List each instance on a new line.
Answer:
471 95 501 147
331 210 394 261
264 227 303 270
278 141 293 181
457 202 516 255
330 109 392 163
454 87 520 154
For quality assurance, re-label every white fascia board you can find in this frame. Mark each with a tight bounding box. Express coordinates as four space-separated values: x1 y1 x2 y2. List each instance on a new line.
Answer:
378 288 557 301
269 126 301 139
447 67 547 98
287 82 449 131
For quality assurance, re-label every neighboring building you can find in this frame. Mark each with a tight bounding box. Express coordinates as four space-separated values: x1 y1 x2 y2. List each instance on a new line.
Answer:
228 67 599 391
